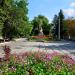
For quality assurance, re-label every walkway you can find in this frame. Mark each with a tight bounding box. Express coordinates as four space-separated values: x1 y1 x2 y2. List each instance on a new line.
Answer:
0 38 75 59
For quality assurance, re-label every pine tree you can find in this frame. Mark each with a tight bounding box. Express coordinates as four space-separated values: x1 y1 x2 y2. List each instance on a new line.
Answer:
58 9 64 39
52 15 59 39
52 9 65 39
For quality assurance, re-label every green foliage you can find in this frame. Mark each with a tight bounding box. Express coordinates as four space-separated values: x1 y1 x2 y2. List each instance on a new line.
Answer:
64 18 75 40
52 9 66 39
0 53 75 75
52 15 59 39
58 9 65 39
31 15 50 35
2 19 16 40
11 0 31 38
0 20 3 36
31 37 50 42
0 0 15 39
0 0 31 40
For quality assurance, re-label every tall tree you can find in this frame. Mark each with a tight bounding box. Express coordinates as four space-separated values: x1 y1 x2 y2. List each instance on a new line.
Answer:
52 9 65 39
0 0 16 40
31 15 50 35
64 18 75 40
58 9 65 39
0 0 31 40
14 0 27 36
13 0 32 37
52 15 59 39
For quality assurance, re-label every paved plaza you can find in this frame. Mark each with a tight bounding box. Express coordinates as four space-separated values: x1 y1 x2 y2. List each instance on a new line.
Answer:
0 38 75 59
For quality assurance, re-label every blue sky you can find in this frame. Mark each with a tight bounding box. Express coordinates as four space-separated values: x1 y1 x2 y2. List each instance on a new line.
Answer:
28 0 75 22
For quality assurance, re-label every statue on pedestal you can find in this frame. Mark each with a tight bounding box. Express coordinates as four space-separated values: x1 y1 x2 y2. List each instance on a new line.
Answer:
38 20 43 36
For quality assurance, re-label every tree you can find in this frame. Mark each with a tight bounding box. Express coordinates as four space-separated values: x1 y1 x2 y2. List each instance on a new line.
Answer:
0 0 31 40
0 0 16 40
52 15 59 39
12 0 32 37
52 9 65 39
31 15 50 35
64 18 75 40
2 19 16 40
58 9 65 39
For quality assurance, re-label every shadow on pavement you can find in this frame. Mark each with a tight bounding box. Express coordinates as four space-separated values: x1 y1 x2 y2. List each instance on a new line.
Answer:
37 41 75 50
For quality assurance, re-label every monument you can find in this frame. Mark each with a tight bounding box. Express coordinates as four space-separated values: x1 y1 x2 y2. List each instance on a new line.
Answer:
38 20 43 36
38 26 43 36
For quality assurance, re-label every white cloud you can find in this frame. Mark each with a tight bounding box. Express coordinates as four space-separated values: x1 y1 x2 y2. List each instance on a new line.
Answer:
63 8 75 16
70 2 75 7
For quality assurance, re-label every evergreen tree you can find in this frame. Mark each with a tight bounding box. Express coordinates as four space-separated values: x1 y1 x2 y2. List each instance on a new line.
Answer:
52 9 65 39
58 9 65 39
52 15 59 39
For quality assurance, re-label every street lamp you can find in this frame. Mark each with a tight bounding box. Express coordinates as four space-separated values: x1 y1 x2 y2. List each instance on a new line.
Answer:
58 17 60 40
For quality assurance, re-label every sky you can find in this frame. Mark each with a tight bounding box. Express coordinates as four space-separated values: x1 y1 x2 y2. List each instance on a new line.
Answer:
28 0 75 22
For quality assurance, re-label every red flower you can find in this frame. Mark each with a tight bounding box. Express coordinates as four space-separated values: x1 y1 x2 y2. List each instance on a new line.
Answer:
4 45 11 61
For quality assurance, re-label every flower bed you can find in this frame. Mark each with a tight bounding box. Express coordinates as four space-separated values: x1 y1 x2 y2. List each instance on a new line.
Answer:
32 36 49 38
0 52 75 75
31 36 50 42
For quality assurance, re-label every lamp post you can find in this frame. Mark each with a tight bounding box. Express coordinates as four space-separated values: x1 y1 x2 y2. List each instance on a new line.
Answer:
58 17 60 40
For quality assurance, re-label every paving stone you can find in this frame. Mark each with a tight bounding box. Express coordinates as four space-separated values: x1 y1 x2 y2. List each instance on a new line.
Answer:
0 39 75 59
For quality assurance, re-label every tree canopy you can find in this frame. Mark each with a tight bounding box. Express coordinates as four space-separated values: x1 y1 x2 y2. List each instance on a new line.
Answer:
0 0 32 40
31 15 51 35
52 9 66 39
